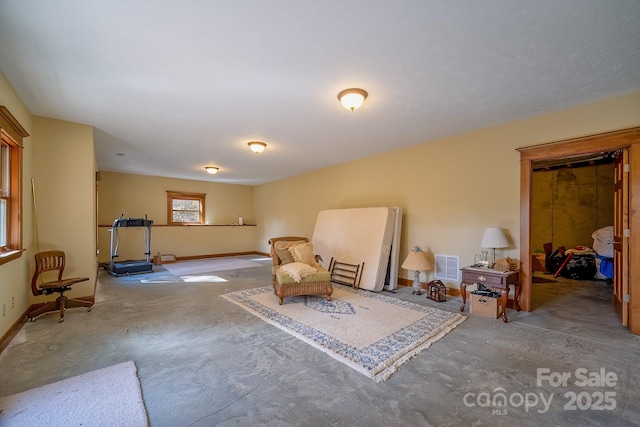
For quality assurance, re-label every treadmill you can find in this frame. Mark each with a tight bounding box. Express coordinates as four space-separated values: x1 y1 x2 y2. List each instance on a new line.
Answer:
108 215 154 276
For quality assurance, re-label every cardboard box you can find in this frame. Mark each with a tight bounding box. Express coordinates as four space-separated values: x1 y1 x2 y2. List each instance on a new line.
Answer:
470 292 500 319
153 254 176 265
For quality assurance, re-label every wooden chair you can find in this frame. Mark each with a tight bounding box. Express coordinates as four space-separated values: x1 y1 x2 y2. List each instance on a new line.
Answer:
28 251 92 323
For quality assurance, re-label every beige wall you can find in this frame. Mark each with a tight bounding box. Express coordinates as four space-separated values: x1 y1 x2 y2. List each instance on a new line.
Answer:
31 116 97 299
97 172 255 262
255 91 640 288
0 70 33 337
1 74 96 337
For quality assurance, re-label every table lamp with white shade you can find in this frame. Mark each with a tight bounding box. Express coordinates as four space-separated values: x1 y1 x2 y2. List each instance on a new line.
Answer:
480 227 509 268
401 246 433 295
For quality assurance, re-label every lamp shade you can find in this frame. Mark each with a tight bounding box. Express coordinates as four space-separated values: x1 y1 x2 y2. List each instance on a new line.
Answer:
401 249 433 271
480 228 508 249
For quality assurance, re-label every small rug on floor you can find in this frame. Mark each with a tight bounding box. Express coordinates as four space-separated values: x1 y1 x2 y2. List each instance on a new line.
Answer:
163 257 262 276
221 284 465 382
0 361 148 427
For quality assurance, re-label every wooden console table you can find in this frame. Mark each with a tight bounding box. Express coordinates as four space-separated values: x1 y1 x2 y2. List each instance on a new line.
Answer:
459 267 521 323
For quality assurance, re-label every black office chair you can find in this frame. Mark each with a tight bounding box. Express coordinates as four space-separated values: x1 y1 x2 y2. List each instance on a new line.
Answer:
28 251 92 322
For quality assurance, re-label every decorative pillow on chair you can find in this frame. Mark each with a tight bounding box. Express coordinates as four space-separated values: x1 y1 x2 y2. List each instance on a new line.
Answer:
278 262 317 283
289 242 317 266
275 248 295 265
274 240 304 265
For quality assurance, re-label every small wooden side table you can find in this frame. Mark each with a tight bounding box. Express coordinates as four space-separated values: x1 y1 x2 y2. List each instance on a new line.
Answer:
459 267 521 323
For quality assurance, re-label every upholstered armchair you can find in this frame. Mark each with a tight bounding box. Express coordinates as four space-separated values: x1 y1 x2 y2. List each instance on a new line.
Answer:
268 236 333 305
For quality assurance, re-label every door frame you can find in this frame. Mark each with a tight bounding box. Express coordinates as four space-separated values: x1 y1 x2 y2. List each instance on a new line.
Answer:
613 150 629 325
517 126 640 334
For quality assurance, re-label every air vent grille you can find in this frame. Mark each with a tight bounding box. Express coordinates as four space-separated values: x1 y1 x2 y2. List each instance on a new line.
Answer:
434 254 460 281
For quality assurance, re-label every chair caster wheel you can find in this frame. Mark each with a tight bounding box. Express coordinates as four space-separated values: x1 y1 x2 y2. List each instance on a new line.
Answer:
58 317 65 323
28 317 36 323
87 307 92 312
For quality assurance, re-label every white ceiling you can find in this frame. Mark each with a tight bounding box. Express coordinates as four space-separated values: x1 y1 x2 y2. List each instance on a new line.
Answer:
1 1 639 185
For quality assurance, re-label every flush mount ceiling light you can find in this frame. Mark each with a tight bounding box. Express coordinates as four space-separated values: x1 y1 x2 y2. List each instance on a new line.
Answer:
248 141 267 153
204 166 219 174
338 88 368 111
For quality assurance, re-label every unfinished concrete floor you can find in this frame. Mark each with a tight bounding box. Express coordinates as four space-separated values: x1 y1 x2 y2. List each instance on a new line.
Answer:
1 256 639 426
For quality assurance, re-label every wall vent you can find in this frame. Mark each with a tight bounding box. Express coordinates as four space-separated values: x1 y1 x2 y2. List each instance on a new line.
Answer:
434 254 460 281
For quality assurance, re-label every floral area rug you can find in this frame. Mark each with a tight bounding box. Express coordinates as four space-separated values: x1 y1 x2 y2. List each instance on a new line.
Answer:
221 284 465 382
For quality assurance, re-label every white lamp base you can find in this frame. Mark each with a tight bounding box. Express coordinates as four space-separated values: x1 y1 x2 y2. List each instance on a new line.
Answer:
411 270 422 295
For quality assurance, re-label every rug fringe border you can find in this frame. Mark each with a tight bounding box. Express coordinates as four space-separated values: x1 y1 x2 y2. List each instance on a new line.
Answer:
373 314 466 382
